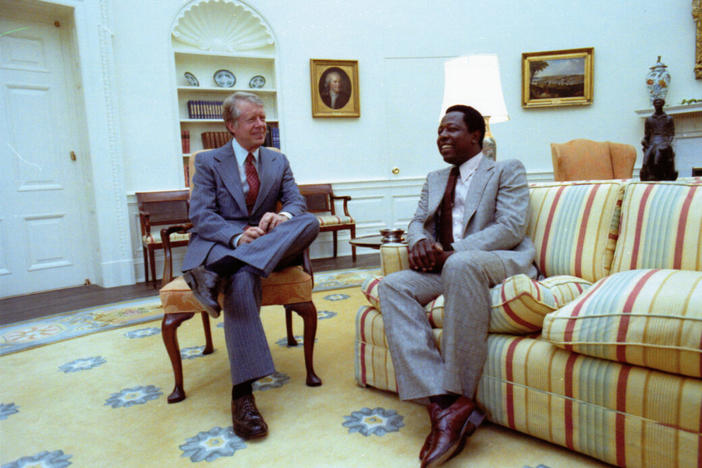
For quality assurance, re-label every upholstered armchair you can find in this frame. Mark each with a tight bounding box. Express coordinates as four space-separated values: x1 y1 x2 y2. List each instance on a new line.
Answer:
551 138 636 181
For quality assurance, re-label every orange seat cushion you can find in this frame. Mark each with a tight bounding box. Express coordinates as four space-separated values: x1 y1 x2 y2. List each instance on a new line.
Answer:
160 266 313 314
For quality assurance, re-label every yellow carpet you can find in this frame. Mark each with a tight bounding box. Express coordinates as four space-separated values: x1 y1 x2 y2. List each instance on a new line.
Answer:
0 287 607 467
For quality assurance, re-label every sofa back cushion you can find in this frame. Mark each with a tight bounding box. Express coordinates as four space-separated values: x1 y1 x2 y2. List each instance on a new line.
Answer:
542 268 702 378
610 180 702 273
527 181 624 282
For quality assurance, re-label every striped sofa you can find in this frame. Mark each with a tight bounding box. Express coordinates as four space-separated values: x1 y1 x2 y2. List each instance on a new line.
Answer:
355 179 702 467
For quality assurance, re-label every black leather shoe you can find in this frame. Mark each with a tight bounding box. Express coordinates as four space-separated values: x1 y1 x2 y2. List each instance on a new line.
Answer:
232 394 268 439
183 266 221 318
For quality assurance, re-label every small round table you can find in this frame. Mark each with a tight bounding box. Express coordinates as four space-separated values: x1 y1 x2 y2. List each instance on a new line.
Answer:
349 234 406 250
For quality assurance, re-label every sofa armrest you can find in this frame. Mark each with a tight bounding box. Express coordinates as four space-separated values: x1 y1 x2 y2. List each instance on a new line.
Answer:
380 244 409 276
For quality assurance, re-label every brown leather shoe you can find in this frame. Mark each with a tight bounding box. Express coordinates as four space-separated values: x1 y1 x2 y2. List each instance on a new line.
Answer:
231 394 268 439
421 396 485 468
183 266 221 318
419 402 440 460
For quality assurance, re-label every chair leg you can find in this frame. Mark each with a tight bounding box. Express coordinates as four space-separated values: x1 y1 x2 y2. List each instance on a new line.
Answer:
200 312 214 355
285 309 297 346
350 225 357 262
162 312 195 403
142 246 149 285
285 301 322 387
332 231 338 258
148 245 158 289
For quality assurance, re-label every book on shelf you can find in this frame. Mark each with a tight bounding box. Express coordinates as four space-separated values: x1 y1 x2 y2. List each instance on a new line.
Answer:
201 131 231 149
270 126 280 149
181 129 190 154
186 100 224 119
183 158 190 187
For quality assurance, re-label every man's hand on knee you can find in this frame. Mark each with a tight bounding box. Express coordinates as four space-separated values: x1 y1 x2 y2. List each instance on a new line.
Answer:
258 212 287 233
410 240 454 273
238 226 266 245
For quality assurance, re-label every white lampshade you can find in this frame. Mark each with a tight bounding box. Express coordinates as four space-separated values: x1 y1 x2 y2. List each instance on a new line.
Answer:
440 54 509 123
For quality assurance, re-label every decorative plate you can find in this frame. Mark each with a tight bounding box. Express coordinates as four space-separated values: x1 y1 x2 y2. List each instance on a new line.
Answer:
249 75 266 89
184 72 199 87
213 69 236 88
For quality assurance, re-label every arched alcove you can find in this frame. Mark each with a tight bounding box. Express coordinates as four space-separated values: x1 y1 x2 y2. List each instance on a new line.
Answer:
171 0 280 185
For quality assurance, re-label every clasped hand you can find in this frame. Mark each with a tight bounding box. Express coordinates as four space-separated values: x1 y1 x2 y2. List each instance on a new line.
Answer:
237 212 287 245
409 239 453 273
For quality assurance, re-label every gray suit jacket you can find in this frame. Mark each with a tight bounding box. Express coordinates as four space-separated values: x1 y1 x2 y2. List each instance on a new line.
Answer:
407 157 536 278
182 144 306 271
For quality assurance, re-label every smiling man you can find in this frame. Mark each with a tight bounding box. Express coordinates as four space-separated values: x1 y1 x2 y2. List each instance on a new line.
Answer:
182 92 319 440
378 105 536 467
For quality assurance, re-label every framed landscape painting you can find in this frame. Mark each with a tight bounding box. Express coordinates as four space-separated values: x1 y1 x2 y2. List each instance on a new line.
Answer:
521 47 594 108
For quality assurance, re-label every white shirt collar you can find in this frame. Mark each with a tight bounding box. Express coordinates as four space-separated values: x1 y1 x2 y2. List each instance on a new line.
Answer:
457 152 482 181
231 138 260 167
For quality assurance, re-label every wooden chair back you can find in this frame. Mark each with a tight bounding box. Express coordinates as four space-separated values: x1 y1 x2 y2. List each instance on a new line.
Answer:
135 190 190 237
299 184 336 215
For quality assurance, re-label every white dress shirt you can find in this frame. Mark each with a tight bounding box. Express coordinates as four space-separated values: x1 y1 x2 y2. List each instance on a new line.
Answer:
451 152 483 242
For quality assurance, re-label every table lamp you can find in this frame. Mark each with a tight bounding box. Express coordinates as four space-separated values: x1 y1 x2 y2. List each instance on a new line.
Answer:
440 54 509 160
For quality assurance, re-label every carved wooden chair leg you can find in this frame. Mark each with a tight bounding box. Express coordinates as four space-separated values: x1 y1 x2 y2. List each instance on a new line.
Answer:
287 301 322 386
199 311 214 354
142 246 150 285
285 309 297 346
162 312 195 403
332 230 338 258
350 225 357 261
149 245 159 288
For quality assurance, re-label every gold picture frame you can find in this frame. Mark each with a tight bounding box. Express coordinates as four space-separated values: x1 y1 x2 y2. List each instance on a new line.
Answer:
310 59 360 117
521 47 594 108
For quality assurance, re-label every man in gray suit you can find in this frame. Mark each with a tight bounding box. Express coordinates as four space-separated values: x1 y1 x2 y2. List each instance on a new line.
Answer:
378 105 536 467
182 92 319 440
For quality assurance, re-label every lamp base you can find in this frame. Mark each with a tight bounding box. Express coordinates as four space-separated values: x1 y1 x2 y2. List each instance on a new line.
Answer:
483 116 496 160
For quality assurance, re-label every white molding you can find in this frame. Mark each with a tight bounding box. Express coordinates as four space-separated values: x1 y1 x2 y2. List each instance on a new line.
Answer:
635 103 702 117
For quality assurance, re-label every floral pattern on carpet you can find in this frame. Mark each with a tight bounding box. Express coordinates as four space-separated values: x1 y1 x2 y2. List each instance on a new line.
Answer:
323 293 350 301
252 371 290 391
342 407 404 436
1 450 72 468
313 268 379 292
125 327 160 339
58 356 106 373
181 345 207 360
179 426 246 462
318 310 337 319
105 385 162 408
0 402 19 420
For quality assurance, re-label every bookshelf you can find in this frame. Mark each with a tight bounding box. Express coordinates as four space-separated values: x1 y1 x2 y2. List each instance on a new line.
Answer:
171 0 280 186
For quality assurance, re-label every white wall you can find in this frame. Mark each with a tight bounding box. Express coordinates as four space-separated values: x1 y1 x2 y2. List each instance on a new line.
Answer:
108 0 702 279
114 0 702 190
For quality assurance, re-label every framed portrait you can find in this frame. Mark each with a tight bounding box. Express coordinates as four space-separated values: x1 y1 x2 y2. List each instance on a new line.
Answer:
521 47 594 108
310 59 360 117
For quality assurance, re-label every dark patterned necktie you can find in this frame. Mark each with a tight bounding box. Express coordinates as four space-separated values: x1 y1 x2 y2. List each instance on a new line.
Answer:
245 153 260 213
438 166 460 251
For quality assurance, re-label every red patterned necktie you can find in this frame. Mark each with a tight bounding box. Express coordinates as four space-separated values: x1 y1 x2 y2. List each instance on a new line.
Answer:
245 153 260 213
438 166 459 251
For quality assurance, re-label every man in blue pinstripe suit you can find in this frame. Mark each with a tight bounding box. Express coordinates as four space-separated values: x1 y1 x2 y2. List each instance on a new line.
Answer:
182 92 319 440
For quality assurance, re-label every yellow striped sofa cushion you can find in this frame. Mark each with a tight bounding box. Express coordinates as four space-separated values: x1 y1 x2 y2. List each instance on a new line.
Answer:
361 274 591 334
478 334 702 468
527 181 623 282
542 269 702 378
316 215 354 227
611 180 702 273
